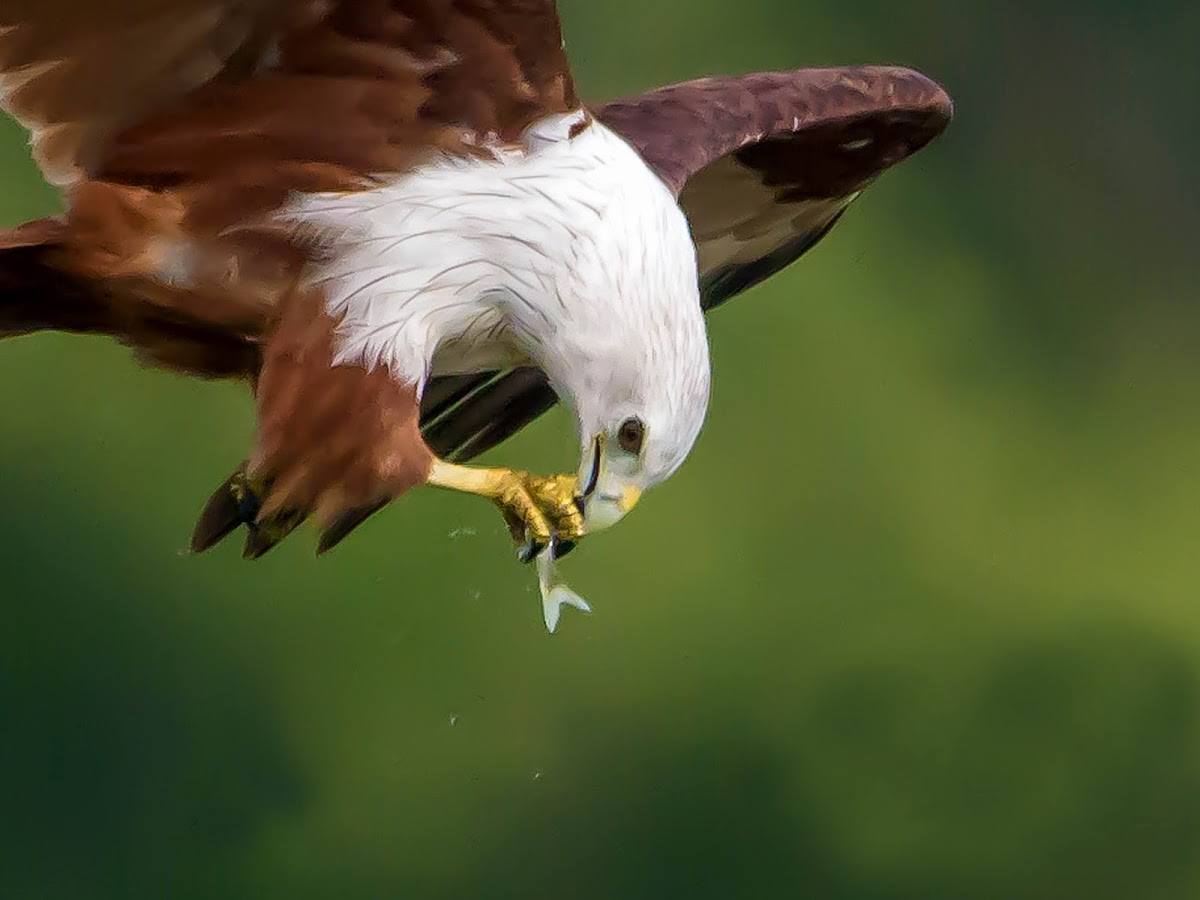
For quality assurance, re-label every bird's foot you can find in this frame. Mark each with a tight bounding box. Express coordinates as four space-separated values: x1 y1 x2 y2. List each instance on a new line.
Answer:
495 471 585 563
426 461 584 561
492 473 592 632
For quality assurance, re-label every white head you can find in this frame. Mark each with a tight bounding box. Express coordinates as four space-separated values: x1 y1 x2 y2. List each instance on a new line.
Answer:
538 120 713 533
570 342 711 531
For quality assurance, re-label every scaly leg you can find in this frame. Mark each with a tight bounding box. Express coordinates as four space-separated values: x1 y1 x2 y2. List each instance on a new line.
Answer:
427 460 584 561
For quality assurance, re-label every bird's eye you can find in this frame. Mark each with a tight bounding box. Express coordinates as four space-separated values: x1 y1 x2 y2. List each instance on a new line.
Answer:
617 418 645 454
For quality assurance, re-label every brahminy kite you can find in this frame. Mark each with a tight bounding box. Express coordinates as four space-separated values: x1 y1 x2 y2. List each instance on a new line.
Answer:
0 0 952 629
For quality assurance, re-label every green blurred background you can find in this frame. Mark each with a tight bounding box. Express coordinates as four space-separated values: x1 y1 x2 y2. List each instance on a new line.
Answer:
3 1 1199 897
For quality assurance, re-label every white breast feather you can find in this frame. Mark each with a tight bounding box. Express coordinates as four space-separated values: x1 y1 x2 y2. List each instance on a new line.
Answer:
282 110 711 476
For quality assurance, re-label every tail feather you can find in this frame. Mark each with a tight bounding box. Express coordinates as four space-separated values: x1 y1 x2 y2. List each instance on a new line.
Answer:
192 462 396 558
316 498 389 555
0 218 105 338
242 508 308 559
190 464 258 554
191 464 309 558
193 462 329 558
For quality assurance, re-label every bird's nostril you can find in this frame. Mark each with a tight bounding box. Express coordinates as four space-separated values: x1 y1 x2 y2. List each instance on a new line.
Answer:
573 495 586 516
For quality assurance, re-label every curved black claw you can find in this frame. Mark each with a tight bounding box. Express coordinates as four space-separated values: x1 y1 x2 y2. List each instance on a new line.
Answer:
520 535 579 563
518 537 546 564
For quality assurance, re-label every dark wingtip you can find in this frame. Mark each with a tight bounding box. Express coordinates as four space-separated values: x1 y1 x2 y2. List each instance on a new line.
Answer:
932 82 954 127
883 65 954 121
825 65 953 160
315 499 389 556
889 65 954 142
191 464 256 553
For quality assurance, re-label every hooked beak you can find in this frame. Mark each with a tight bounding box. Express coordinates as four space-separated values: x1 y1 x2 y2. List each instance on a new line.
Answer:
576 434 642 533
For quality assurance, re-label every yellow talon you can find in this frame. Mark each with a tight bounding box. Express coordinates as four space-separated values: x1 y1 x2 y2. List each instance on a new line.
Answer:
522 473 584 541
427 460 584 553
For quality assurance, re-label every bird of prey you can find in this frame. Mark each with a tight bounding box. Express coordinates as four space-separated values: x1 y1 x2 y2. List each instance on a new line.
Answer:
0 0 951 629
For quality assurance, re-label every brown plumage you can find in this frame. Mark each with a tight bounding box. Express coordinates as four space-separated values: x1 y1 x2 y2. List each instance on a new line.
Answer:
0 1 952 556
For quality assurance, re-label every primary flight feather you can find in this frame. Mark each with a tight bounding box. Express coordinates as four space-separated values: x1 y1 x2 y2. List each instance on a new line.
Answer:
0 0 952 629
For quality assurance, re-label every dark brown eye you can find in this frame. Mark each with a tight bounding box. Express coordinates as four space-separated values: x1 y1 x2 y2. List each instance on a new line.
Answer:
617 418 645 454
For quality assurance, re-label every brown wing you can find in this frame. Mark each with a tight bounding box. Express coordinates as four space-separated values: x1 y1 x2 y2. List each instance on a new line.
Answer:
420 65 953 463
603 66 952 310
0 0 290 188
0 0 577 188
0 0 579 554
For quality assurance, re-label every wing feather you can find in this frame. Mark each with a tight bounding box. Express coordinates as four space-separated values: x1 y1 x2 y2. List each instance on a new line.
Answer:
0 0 578 189
600 65 953 309
0 0 288 186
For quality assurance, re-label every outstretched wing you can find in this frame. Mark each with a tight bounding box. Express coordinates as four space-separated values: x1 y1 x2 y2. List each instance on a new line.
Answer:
422 65 953 461
604 66 952 310
0 0 577 189
0 0 285 188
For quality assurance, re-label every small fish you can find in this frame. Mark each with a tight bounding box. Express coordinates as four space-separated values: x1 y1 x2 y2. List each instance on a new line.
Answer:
535 541 591 633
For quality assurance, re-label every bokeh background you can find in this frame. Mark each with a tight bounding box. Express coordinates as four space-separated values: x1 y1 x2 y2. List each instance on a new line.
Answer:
3 1 1199 897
